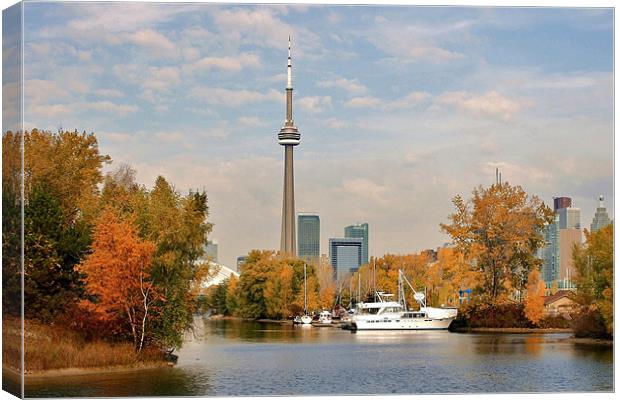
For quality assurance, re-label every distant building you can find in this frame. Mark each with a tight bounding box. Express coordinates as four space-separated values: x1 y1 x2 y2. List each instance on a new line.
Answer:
204 240 218 262
590 196 612 233
298 213 320 261
344 223 369 265
236 256 247 271
329 237 363 281
559 228 581 288
540 214 560 283
558 207 580 230
553 196 572 211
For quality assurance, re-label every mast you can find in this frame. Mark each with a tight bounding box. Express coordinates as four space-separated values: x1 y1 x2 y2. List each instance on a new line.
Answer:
304 263 307 314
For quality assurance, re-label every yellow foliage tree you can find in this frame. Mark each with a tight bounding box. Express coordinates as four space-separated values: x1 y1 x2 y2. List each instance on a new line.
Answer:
524 268 546 325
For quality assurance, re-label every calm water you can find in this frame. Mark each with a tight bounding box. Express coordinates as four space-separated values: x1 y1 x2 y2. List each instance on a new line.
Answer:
24 318 613 397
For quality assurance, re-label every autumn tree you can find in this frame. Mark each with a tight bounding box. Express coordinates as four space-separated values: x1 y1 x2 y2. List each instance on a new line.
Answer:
77 209 158 350
573 224 613 336
2 129 110 319
524 268 546 325
98 169 212 349
441 182 553 304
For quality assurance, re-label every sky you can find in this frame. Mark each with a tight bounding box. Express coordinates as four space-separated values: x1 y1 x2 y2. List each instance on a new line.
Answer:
8 3 614 268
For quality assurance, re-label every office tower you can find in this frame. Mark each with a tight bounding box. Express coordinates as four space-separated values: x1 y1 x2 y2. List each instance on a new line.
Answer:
553 196 572 211
559 228 582 288
540 214 560 283
298 213 320 260
329 237 363 281
344 223 369 265
204 240 218 262
590 195 612 233
278 37 301 255
558 207 580 229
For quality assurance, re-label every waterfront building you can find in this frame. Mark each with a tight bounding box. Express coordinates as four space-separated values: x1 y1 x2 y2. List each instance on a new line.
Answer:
557 206 580 229
559 228 581 289
298 213 320 261
278 37 301 256
590 195 612 233
236 255 247 272
344 223 369 265
329 237 363 281
204 240 218 262
553 196 572 211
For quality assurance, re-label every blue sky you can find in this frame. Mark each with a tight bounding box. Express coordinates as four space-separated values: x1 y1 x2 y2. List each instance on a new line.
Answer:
11 3 614 268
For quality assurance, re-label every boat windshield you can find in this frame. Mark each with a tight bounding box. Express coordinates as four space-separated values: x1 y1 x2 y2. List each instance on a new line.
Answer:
359 307 380 315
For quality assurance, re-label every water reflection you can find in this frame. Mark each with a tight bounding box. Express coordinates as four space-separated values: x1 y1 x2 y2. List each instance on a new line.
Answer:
24 319 613 397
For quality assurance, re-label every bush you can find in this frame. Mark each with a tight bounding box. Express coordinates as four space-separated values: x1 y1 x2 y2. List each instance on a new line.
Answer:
451 302 534 329
571 307 611 339
538 315 571 329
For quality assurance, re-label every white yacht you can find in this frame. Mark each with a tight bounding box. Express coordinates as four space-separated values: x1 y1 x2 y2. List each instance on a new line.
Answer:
350 270 457 331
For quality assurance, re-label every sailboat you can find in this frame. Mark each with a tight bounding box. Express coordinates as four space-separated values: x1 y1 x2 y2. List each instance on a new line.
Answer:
300 263 312 324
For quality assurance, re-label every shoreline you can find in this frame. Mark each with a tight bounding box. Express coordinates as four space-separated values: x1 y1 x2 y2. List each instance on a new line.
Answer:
452 327 574 333
4 361 172 380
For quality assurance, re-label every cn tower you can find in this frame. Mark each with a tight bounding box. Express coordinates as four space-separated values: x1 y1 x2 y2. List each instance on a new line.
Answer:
278 36 300 255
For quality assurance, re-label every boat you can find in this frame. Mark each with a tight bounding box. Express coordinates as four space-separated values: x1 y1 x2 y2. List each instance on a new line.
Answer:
312 310 333 327
318 310 333 324
350 270 457 331
297 263 312 325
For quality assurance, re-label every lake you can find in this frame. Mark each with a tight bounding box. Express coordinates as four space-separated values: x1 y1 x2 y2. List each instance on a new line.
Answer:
23 318 613 397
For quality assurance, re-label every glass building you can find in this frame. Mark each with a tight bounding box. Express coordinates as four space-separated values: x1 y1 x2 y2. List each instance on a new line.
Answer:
329 237 363 281
298 213 320 261
344 223 369 265
539 214 560 283
558 207 580 229
590 196 612 233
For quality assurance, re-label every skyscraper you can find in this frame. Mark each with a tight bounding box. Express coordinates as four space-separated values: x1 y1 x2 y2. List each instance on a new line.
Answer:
590 196 611 233
298 213 320 261
278 37 301 256
540 214 560 283
553 196 572 211
344 223 369 265
558 207 580 229
329 237 363 281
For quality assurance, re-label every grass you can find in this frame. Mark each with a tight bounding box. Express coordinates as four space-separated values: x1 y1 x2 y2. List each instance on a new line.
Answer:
3 317 166 373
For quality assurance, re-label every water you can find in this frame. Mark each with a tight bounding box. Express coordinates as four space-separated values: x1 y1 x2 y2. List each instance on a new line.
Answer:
23 319 613 397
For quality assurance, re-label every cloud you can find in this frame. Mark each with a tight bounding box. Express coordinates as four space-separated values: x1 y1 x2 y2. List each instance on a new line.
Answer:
184 53 261 74
341 178 388 203
365 17 473 63
436 91 525 120
345 91 430 109
124 29 177 57
345 96 382 108
297 96 332 113
238 116 266 127
189 87 281 107
142 66 182 91
317 78 367 95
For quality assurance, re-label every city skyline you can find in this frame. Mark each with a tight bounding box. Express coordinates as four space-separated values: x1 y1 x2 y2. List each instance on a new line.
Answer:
14 4 614 268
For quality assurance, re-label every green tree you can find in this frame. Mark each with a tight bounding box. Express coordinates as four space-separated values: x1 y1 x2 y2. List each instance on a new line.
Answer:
573 224 613 335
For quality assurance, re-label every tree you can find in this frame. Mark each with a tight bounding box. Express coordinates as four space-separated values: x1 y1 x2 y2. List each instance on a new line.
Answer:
77 209 158 351
573 224 613 335
524 268 545 325
441 182 553 303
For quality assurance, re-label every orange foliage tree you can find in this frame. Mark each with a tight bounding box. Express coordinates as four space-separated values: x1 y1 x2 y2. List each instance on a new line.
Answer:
441 182 553 303
77 209 159 350
524 268 546 325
